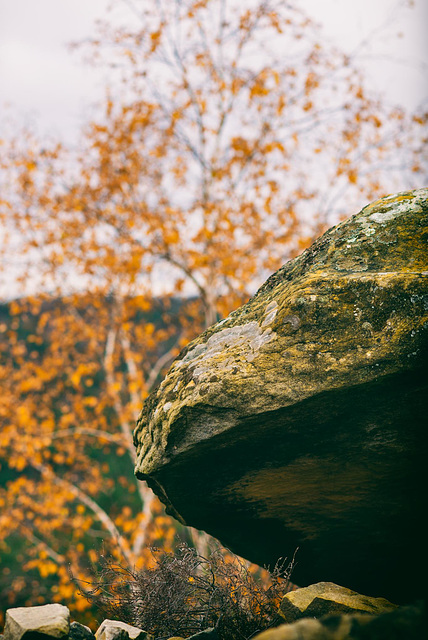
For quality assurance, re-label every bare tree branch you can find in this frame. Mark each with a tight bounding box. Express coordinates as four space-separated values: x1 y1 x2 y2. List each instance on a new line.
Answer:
50 428 123 445
146 337 182 392
104 326 135 458
32 461 134 567
23 526 66 566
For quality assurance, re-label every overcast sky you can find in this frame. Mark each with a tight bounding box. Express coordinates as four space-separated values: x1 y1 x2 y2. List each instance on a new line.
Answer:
0 0 427 145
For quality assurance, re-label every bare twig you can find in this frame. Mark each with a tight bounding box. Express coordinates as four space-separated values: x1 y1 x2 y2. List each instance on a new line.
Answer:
32 461 133 567
50 428 123 445
145 337 182 392
23 526 66 566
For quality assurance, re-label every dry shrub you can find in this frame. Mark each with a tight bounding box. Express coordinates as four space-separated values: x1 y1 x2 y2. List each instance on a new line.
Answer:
75 543 296 639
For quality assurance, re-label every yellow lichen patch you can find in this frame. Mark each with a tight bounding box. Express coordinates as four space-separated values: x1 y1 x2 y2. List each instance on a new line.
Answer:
362 190 417 213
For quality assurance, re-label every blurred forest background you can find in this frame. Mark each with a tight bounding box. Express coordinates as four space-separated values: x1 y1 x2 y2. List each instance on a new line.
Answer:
0 0 427 623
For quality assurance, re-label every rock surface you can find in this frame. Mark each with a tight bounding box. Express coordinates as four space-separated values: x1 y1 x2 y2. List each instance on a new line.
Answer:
3 604 69 640
134 188 428 603
253 602 426 639
95 621 147 640
279 582 397 622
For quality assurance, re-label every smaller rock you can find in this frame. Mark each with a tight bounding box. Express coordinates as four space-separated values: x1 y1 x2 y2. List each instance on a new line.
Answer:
280 582 397 622
95 620 147 640
252 602 426 639
69 622 95 640
3 604 69 640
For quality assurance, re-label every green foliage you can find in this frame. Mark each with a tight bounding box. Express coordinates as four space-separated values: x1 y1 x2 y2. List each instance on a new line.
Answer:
74 543 295 639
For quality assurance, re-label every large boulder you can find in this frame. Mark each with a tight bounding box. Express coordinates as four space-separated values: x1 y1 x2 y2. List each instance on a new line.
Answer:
134 188 428 603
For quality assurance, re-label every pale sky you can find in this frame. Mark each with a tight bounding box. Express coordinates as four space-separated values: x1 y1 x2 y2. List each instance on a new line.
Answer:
0 0 427 144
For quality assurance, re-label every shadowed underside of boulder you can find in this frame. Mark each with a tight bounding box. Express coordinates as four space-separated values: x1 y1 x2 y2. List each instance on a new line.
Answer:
134 189 428 604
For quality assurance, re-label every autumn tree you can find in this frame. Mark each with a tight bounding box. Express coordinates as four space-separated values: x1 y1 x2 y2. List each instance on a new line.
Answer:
0 0 427 620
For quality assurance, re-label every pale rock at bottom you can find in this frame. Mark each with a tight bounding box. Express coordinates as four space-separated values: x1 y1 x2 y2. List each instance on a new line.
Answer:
3 604 69 640
95 620 148 640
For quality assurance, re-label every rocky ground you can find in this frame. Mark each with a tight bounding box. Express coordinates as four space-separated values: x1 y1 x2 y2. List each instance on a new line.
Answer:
1 583 426 640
